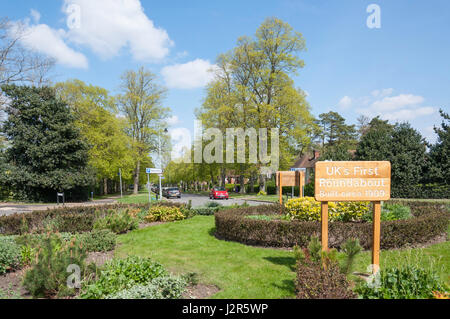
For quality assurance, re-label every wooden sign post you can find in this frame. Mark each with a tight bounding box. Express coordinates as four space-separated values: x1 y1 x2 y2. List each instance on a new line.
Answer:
276 171 305 205
314 161 391 273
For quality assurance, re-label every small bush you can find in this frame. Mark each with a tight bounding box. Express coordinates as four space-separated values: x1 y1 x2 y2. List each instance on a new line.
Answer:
296 238 356 299
206 202 222 208
93 210 138 234
363 203 412 222
355 266 449 299
0 236 21 274
23 233 89 298
0 203 186 235
144 206 185 223
191 207 219 216
215 202 449 249
75 230 116 252
284 197 370 222
107 276 187 299
80 256 167 299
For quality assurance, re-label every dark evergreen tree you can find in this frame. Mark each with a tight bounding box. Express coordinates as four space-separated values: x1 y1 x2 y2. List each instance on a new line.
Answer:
0 85 94 201
317 111 357 148
320 144 353 161
428 109 450 184
389 123 428 197
355 117 394 161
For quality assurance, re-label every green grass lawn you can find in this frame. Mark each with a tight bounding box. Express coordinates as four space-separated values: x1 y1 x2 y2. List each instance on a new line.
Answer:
116 215 449 298
116 190 158 204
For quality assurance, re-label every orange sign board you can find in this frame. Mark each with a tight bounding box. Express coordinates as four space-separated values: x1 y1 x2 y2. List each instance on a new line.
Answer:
276 171 304 187
314 161 391 201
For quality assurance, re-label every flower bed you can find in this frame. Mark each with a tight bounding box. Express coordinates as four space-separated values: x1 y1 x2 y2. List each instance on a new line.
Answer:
0 202 186 235
214 201 449 249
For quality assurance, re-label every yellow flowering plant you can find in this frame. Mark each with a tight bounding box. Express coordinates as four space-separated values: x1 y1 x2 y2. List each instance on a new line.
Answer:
284 197 370 222
144 206 185 223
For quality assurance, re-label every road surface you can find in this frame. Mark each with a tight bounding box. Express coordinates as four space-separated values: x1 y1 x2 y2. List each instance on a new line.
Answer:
0 194 270 216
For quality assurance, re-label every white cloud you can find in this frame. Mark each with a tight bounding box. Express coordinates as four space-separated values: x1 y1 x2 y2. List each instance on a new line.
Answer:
167 115 180 126
371 94 424 112
352 89 436 122
63 0 173 61
170 128 192 160
371 88 393 98
338 96 352 109
381 106 435 121
9 21 88 69
30 9 41 23
161 59 217 89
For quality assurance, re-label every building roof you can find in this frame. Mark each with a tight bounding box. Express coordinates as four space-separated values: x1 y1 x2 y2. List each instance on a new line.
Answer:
291 151 320 169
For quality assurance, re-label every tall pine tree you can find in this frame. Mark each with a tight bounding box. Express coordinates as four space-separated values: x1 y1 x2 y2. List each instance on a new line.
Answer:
0 85 94 201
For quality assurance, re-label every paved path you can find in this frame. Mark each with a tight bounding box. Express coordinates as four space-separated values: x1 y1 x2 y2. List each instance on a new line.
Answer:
0 194 271 216
162 193 269 208
0 198 118 216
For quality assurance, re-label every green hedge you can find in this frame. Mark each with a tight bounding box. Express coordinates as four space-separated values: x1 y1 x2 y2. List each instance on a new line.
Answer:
214 202 449 250
0 202 186 235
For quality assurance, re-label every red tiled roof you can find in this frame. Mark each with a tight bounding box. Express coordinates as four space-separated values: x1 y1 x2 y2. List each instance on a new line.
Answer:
291 152 320 169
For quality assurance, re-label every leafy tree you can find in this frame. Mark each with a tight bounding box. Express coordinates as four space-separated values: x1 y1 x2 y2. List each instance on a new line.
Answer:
197 18 315 192
355 117 394 161
118 67 170 194
320 144 353 161
428 109 450 184
0 85 94 201
389 123 428 197
316 111 357 149
54 80 135 195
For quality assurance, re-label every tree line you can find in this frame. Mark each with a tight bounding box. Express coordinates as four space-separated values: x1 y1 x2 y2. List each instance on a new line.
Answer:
163 18 449 198
0 17 170 201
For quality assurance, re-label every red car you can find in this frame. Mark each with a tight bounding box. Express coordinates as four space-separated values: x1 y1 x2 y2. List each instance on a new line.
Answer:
209 186 229 200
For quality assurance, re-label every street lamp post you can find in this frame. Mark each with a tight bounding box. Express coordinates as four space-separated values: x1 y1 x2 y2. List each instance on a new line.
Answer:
158 128 168 200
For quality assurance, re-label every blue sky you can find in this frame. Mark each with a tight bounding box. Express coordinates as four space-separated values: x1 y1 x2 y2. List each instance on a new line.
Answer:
3 0 449 147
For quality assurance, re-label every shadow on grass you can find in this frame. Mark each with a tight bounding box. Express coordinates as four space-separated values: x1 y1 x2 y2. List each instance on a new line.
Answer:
271 279 296 297
208 227 216 237
263 256 297 272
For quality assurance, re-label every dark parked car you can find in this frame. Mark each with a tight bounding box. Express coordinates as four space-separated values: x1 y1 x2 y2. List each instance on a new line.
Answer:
163 187 181 198
209 186 229 200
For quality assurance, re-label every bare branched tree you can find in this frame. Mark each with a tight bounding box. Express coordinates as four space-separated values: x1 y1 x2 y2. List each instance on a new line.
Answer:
0 17 55 87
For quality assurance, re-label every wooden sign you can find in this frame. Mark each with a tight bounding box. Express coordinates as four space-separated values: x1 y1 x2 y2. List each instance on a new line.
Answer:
276 171 301 187
314 161 391 274
276 171 305 204
315 161 391 202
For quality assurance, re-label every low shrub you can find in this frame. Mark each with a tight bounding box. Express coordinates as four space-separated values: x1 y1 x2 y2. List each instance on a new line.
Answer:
144 206 185 223
75 230 116 252
93 210 138 234
245 215 279 221
23 233 90 298
0 236 21 274
107 276 187 299
14 230 116 253
295 238 356 299
191 207 219 216
206 202 222 208
0 203 187 235
80 256 167 299
284 197 370 222
363 203 412 222
355 266 449 299
215 202 449 249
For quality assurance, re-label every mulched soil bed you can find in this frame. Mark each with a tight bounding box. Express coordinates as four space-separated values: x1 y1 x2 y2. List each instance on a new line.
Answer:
182 284 220 299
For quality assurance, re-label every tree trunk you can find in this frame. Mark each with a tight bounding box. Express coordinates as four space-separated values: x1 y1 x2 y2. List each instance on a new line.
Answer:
249 175 255 193
239 175 246 194
133 160 141 195
103 178 108 195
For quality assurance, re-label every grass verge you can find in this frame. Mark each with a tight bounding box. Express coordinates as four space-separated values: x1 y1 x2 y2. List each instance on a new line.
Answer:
116 215 449 298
